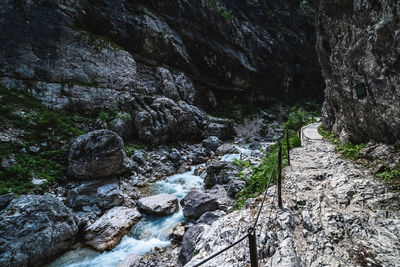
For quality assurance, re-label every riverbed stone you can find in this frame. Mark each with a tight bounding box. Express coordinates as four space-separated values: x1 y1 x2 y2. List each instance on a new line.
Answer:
137 194 179 216
84 206 141 252
66 180 123 212
202 136 222 151
180 190 219 219
0 195 78 266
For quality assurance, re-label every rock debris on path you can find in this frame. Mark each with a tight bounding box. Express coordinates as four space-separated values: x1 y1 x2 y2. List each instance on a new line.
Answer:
186 124 400 267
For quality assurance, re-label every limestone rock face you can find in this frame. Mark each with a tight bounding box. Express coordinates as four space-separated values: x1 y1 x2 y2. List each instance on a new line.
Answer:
316 0 400 145
67 130 130 179
84 206 141 252
0 195 78 267
137 194 179 216
133 98 206 144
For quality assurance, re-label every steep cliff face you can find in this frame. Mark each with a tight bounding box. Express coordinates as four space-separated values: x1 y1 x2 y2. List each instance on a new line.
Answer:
316 0 400 145
77 0 324 103
0 0 323 143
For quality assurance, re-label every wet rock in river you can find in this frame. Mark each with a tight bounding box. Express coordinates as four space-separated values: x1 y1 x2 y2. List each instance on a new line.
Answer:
180 190 219 219
66 180 124 212
84 206 141 252
137 194 179 216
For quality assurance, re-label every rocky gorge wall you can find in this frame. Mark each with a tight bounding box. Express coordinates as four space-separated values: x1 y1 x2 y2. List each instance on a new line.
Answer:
0 0 324 143
317 0 400 145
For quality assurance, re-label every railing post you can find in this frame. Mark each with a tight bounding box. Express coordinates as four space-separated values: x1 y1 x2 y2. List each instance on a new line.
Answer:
298 119 302 139
278 141 282 209
248 228 258 267
286 129 290 166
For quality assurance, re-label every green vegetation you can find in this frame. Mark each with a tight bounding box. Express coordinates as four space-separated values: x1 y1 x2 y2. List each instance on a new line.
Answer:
236 134 301 208
376 163 400 189
318 125 400 189
0 86 88 195
76 28 124 51
97 108 132 126
318 125 366 160
123 141 153 157
233 158 251 169
221 10 234 22
235 102 320 208
206 0 234 22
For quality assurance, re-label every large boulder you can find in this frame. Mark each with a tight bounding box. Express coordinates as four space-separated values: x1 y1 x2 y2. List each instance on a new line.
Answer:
67 130 130 180
180 190 219 219
317 0 400 145
204 161 241 189
0 195 78 267
137 194 179 216
84 206 141 252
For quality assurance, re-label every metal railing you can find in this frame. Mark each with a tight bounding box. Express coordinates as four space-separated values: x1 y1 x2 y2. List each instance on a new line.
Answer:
193 129 292 267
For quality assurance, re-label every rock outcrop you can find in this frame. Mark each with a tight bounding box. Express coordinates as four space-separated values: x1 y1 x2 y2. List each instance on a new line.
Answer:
316 0 400 145
84 206 141 252
0 195 78 267
78 0 324 102
67 130 130 179
137 194 179 216
178 225 205 266
134 98 206 144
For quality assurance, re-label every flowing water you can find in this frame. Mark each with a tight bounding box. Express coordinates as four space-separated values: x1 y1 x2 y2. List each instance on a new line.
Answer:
49 143 274 267
48 167 203 267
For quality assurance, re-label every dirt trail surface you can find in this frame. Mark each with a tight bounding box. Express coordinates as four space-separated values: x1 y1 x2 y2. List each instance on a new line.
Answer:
186 123 400 266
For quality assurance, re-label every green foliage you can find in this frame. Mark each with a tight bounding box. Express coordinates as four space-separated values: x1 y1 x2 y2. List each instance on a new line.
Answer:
221 10 234 22
124 141 153 157
0 86 88 195
340 143 366 160
75 28 124 51
377 169 400 180
233 158 250 169
236 133 301 208
206 0 234 22
376 163 400 190
97 109 131 126
318 125 366 160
